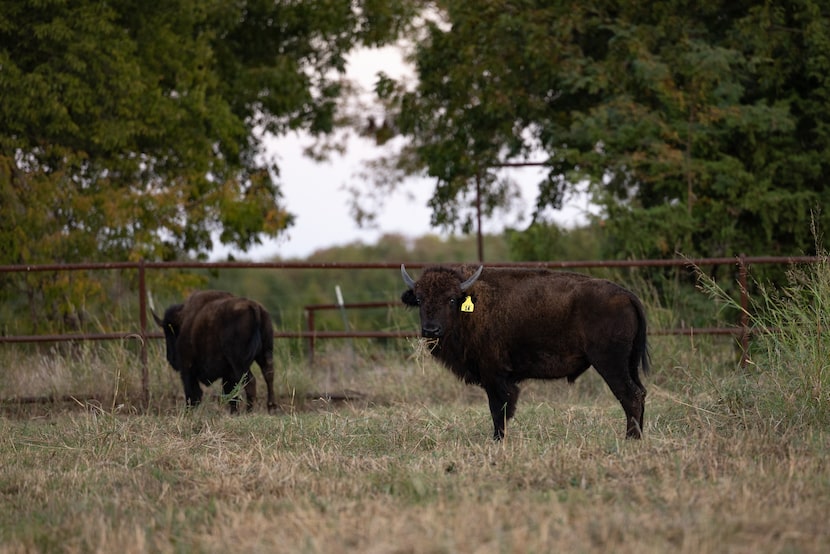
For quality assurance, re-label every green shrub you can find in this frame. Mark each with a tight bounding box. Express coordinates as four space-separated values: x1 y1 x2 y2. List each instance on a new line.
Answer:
697 254 830 430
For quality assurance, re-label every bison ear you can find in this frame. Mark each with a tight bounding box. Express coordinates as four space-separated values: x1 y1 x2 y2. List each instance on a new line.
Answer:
401 289 418 307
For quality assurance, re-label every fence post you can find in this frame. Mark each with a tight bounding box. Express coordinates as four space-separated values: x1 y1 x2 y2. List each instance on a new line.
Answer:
138 259 149 406
738 254 750 367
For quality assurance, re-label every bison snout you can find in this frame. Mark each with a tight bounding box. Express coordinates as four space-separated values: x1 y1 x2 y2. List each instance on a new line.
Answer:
421 324 443 338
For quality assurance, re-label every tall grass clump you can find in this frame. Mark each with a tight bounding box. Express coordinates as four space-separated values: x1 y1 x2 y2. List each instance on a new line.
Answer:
697 252 830 430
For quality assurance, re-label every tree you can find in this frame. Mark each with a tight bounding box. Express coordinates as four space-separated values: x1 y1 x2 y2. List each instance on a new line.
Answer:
0 0 415 330
0 0 415 265
372 0 830 259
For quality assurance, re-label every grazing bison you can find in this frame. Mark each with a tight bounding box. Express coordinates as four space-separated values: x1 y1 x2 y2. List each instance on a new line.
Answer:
401 265 649 439
153 290 277 413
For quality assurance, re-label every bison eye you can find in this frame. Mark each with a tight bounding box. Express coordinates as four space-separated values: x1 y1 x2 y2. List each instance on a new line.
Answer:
449 298 456 306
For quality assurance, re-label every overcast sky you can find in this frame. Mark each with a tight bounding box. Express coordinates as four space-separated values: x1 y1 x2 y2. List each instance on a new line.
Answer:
212 47 595 261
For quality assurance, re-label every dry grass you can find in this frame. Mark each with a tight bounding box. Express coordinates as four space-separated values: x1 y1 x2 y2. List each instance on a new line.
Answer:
1 328 828 553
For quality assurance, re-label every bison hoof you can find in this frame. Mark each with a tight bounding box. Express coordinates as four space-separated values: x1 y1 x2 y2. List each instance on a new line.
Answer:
626 419 643 439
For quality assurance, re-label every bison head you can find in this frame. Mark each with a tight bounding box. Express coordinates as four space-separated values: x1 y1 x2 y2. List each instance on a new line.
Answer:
401 264 483 338
152 304 184 371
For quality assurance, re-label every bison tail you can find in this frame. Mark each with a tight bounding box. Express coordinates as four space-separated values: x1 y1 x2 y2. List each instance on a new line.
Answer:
631 296 651 378
245 328 263 366
256 305 275 354
242 305 264 365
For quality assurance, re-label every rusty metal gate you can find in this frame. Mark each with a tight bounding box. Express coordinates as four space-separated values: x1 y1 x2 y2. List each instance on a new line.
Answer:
0 256 821 403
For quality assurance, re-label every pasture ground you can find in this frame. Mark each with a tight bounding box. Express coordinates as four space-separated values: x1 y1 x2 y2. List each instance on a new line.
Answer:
1 332 828 553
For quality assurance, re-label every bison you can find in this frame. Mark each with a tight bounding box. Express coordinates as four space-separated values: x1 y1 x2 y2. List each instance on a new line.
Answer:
401 264 649 439
153 290 277 413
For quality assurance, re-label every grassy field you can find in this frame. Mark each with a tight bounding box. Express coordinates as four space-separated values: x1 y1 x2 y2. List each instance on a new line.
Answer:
1 334 828 553
2 264 830 553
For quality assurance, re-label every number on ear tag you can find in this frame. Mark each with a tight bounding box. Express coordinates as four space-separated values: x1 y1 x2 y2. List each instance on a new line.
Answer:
461 295 475 312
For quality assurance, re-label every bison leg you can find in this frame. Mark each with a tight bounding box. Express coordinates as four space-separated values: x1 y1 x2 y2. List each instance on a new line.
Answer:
181 372 203 408
222 377 248 414
222 360 256 413
591 357 646 439
256 351 277 412
243 370 257 412
484 380 520 441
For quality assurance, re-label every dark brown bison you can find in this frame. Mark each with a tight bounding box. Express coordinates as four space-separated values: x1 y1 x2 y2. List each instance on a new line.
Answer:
153 290 277 413
401 265 649 439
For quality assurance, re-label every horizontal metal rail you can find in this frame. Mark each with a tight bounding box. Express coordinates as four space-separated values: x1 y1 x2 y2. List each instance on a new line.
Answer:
0 326 746 343
0 332 150 343
0 254 820 273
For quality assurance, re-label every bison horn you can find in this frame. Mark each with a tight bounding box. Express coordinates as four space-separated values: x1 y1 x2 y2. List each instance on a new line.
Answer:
151 309 164 327
401 264 416 289
460 265 484 291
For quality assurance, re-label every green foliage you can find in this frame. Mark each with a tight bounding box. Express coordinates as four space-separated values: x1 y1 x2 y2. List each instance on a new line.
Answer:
0 0 415 328
0 1 413 264
375 0 830 259
505 221 601 261
697 252 830 429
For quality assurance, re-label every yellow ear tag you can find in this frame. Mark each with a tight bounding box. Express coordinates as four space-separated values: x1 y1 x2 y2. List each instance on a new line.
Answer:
461 296 475 313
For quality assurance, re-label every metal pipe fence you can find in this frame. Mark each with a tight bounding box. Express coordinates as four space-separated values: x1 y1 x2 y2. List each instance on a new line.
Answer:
0 255 822 403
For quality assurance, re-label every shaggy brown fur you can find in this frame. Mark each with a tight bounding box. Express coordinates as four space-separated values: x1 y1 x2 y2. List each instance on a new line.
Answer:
153 290 277 413
402 265 649 439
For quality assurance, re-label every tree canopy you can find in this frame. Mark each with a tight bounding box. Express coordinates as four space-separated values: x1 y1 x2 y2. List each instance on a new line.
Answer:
0 0 414 264
373 0 830 258
0 0 417 330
